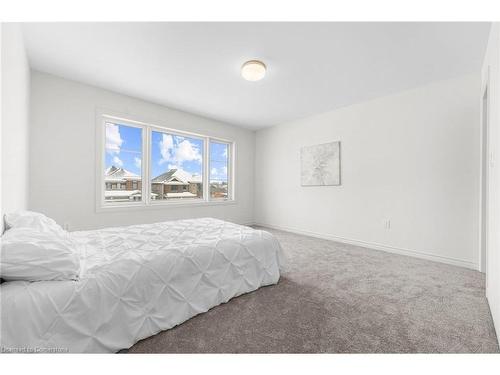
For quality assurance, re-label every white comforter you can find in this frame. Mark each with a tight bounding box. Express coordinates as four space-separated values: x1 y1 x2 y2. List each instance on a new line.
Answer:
0 218 285 353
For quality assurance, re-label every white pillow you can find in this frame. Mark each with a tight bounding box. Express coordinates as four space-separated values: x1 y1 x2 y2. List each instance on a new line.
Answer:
0 228 80 281
4 210 67 238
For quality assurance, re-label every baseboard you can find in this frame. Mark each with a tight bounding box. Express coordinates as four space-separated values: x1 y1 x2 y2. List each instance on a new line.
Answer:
254 222 479 271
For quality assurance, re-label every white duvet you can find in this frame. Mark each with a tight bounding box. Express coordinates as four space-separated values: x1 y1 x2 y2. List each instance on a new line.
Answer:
0 218 285 353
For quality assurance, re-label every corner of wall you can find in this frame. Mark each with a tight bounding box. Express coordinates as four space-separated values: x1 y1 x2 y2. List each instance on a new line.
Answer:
1 23 31 230
0 23 3 233
481 21 500 343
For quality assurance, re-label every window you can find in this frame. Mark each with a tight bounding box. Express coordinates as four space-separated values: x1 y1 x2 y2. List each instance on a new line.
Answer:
150 130 204 201
103 122 143 204
98 114 234 209
210 141 230 199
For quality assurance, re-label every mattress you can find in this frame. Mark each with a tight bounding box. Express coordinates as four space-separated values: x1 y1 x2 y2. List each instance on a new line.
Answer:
0 218 285 353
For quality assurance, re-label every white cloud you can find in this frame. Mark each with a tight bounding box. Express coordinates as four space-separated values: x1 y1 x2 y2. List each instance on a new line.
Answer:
112 155 123 167
159 134 202 167
167 163 180 170
211 166 228 179
159 134 174 164
222 147 228 158
134 157 142 169
105 123 123 154
176 139 202 163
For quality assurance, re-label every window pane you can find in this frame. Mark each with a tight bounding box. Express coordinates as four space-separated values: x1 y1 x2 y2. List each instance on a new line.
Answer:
104 122 142 203
210 141 229 199
150 131 204 200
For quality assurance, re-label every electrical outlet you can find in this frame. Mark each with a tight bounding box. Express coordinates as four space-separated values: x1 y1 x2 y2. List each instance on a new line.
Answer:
63 223 70 231
385 220 391 230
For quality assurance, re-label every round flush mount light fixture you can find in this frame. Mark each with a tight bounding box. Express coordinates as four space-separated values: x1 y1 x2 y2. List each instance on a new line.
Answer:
241 60 266 81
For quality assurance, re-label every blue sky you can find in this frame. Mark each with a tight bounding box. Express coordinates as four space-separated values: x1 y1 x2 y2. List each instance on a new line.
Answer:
105 122 228 181
105 123 142 175
210 142 228 182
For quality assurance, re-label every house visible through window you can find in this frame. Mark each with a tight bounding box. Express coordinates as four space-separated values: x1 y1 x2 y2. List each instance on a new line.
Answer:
100 115 234 208
210 141 230 199
104 122 143 204
150 130 203 200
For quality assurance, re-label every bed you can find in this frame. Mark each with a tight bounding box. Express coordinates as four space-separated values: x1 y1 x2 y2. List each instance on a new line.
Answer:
0 217 285 353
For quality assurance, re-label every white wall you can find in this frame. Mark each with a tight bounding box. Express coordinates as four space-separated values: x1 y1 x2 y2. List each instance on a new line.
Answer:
481 23 500 340
29 71 255 230
1 25 2 233
255 73 481 270
1 23 30 232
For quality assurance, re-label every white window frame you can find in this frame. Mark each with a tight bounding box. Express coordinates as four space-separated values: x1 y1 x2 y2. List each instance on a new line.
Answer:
96 111 235 212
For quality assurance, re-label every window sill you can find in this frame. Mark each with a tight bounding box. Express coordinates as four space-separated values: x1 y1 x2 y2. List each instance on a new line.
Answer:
96 199 237 213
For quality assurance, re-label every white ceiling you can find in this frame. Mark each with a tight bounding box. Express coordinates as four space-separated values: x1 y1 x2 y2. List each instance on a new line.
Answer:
22 22 490 129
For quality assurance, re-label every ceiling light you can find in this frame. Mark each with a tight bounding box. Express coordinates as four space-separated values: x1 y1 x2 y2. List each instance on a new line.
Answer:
241 60 266 81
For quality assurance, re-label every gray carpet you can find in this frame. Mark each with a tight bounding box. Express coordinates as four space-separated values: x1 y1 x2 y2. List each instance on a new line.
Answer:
125 226 499 353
